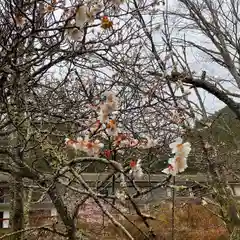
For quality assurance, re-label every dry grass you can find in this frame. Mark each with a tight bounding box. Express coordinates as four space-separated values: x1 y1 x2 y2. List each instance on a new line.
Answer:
0 203 227 239
78 203 228 240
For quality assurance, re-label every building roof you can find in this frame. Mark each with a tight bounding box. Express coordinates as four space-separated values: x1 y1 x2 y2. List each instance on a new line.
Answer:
79 172 208 183
0 172 238 184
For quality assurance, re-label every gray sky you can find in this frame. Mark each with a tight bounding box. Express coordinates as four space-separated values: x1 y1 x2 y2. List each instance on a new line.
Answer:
55 0 239 115
154 0 240 114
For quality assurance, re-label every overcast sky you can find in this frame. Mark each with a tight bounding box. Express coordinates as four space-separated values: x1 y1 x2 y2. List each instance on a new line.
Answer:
55 0 239 115
153 0 240 114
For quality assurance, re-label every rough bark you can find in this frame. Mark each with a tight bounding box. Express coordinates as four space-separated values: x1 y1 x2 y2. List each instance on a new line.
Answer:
47 182 76 240
10 176 24 240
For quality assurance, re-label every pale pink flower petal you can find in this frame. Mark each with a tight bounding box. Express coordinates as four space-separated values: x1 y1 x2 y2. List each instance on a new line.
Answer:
75 5 87 28
129 159 144 179
169 137 183 153
162 164 177 176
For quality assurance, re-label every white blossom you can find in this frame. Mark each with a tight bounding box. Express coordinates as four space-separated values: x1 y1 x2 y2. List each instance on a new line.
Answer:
162 137 191 176
116 190 126 202
145 136 158 148
129 159 144 179
65 138 78 150
162 160 177 176
106 119 118 136
75 5 87 28
169 137 191 158
98 106 109 123
85 139 104 156
169 137 183 153
171 155 188 173
103 91 119 113
91 2 104 15
65 137 104 157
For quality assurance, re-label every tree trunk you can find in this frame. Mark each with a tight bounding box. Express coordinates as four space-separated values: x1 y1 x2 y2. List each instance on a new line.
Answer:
24 189 32 228
10 176 24 240
47 182 76 240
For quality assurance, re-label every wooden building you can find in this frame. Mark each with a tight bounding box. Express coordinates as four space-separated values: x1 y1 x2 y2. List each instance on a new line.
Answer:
0 172 239 228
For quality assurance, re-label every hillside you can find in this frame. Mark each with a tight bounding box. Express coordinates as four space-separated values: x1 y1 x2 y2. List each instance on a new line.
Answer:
186 106 240 172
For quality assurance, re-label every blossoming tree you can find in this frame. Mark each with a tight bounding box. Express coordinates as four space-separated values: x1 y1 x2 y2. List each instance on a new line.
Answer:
1 0 240 239
0 0 188 239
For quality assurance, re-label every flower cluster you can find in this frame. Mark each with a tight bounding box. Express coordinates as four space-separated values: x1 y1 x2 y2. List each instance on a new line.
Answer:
65 91 119 156
45 0 58 14
101 16 113 29
162 137 191 176
99 91 119 123
114 135 158 179
113 134 158 151
65 136 104 157
13 0 125 32
106 119 118 136
75 3 104 28
64 92 155 181
129 159 144 179
66 1 118 41
75 5 88 28
113 133 138 149
14 13 25 27
116 189 127 202
67 3 104 41
140 135 158 149
45 4 55 13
